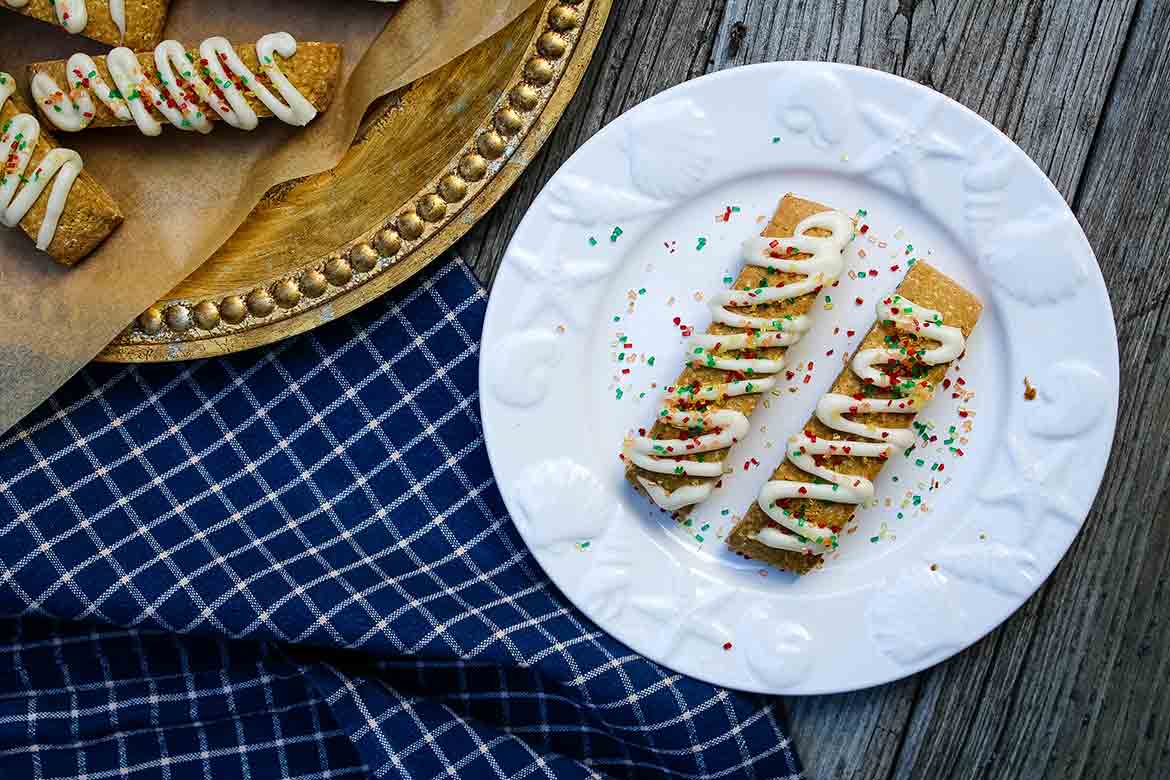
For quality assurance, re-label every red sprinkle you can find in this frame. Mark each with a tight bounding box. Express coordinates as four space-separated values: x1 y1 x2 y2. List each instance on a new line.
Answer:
860 224 869 234
846 330 855 337
723 642 733 651
855 297 864 305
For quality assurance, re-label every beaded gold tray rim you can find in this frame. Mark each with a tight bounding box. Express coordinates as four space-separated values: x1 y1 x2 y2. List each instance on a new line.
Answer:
98 0 609 362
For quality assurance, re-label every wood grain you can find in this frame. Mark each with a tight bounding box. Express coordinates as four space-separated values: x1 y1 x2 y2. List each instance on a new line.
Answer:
460 0 1170 777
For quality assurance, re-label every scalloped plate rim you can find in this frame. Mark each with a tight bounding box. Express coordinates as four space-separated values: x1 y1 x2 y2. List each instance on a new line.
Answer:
481 61 1119 695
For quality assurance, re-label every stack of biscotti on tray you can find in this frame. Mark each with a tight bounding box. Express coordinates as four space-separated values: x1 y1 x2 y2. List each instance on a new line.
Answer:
1 72 122 266
1 11 342 265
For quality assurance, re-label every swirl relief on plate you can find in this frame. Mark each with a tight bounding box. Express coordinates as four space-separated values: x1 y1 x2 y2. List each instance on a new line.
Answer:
981 359 1110 536
869 565 968 666
576 529 737 656
485 331 561 408
547 98 714 225
770 69 855 149
964 142 1089 304
739 605 814 690
1025 360 1110 439
934 543 1040 599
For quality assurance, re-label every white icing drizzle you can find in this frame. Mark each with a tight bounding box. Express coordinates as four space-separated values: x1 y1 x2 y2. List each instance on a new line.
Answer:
753 295 966 554
31 33 319 137
0 74 84 251
625 209 854 511
4 0 88 34
108 0 125 41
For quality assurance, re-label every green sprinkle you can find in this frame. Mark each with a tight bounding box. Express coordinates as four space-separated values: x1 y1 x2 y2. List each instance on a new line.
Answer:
615 388 623 400
648 356 655 366
697 237 708 251
588 236 597 246
610 226 623 242
771 136 781 144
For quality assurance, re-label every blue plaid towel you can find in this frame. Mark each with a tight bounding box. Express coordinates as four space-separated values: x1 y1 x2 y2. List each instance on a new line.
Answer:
0 257 802 780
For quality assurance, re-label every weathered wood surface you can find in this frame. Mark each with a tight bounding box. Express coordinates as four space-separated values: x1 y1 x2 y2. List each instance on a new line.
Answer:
459 0 1170 777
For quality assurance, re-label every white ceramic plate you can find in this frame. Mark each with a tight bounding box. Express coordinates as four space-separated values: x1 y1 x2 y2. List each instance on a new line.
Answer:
479 63 1118 694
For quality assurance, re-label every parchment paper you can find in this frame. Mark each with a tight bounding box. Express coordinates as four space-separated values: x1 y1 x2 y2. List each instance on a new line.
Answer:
0 0 536 435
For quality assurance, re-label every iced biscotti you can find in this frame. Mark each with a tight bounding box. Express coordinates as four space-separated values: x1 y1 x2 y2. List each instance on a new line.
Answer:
29 35 341 136
622 194 855 517
726 262 982 574
1 72 122 266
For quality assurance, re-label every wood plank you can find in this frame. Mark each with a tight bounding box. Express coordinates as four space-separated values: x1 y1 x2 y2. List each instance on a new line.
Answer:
969 0 1170 776
783 677 921 780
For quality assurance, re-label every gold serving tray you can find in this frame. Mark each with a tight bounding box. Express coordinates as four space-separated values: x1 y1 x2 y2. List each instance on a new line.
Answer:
99 0 609 362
